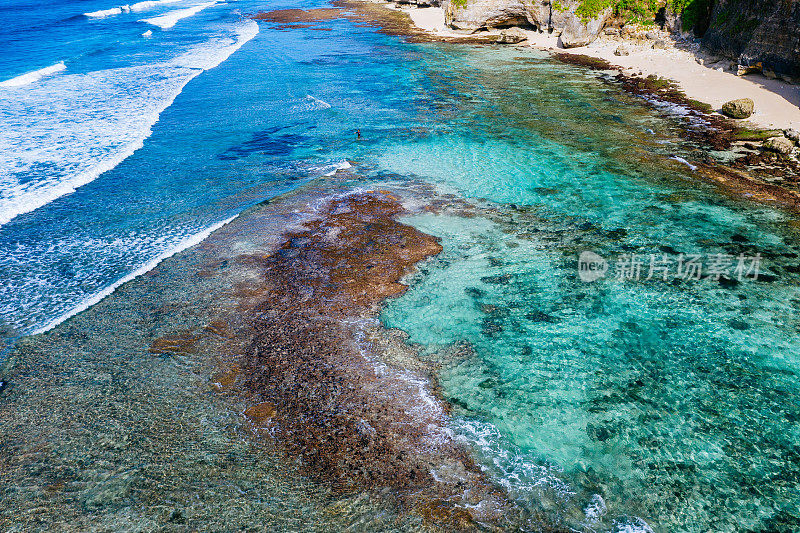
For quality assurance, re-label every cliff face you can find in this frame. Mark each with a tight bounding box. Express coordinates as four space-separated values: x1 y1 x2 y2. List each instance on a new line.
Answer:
444 0 613 47
440 0 800 77
702 0 800 78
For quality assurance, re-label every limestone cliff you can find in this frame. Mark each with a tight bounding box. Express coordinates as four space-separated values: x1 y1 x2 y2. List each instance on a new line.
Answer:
702 0 800 78
443 0 613 47
439 0 800 76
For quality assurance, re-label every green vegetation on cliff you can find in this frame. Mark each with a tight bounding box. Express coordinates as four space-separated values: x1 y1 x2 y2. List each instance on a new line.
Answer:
572 0 713 31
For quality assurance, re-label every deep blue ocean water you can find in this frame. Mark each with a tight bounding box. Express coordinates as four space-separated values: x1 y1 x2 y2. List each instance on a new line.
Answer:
2 0 800 530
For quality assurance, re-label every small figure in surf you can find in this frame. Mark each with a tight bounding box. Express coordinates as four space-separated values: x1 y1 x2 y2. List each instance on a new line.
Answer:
356 129 361 139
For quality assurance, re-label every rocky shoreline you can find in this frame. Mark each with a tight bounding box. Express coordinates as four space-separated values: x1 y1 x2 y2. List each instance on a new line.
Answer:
255 1 800 213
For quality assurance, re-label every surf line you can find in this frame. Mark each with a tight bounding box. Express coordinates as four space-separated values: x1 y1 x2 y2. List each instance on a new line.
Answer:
33 215 238 335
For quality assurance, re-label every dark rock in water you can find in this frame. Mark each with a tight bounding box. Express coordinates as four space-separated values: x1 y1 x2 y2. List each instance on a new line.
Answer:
168 509 185 524
487 256 504 267
481 273 512 285
587 423 615 442
731 234 748 243
448 397 470 410
479 378 498 389
480 303 510 316
0 380 6 394
525 310 558 323
729 319 751 331
660 245 680 255
719 276 739 289
148 332 199 355
606 228 627 240
464 286 485 299
482 317 504 335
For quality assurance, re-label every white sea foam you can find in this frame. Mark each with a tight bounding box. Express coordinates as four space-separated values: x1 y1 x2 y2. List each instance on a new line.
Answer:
142 29 153 37
305 160 351 177
84 5 130 18
670 155 698 171
290 95 332 113
0 21 258 227
0 62 66 88
33 215 238 335
324 160 351 176
140 1 217 29
130 0 182 12
85 0 181 18
615 517 655 533
452 417 575 499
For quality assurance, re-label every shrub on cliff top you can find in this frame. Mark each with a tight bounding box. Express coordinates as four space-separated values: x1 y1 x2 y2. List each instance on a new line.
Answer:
668 0 714 32
572 0 713 32
575 0 662 23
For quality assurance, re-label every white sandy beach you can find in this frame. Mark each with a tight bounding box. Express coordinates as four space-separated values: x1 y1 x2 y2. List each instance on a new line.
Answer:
395 4 800 132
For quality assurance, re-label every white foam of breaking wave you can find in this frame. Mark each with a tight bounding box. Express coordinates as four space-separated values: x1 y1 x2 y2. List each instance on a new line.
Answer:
290 94 332 113
140 1 216 29
346 316 452 448
0 62 66 88
305 160 352 178
33 214 237 335
0 21 258 227
142 29 153 37
615 517 655 533
85 0 181 18
670 155 697 171
130 0 182 12
583 494 607 523
452 417 575 499
85 5 130 18
324 160 351 176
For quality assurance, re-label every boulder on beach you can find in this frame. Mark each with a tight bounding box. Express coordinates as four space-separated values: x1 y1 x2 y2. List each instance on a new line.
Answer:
721 98 754 119
496 26 527 44
614 45 630 56
736 62 762 76
784 129 800 143
763 136 795 154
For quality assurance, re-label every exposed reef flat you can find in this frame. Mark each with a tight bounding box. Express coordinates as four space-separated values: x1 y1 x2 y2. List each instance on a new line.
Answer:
251 1 497 44
0 175 566 531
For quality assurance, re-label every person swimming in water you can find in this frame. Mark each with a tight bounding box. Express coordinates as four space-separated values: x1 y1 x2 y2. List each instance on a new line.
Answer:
356 129 361 139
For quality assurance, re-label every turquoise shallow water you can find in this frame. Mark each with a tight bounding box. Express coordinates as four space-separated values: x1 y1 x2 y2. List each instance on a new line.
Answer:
377 48 800 531
2 1 800 530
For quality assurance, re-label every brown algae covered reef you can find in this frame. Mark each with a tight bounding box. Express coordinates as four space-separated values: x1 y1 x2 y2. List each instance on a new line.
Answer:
0 176 566 531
